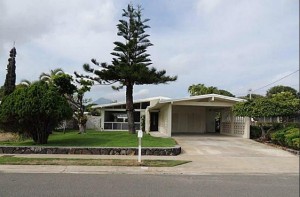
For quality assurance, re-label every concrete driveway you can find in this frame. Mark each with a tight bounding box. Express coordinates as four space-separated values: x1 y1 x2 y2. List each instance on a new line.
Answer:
170 134 299 174
173 134 294 157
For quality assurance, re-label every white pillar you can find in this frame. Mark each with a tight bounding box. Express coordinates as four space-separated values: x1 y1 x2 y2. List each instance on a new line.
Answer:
230 111 234 135
243 117 250 139
167 104 172 137
145 108 150 134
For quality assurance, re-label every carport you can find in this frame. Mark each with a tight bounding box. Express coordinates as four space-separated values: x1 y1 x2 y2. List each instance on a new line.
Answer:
145 94 250 138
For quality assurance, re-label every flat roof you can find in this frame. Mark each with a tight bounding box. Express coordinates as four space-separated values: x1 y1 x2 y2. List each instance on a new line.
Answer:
92 94 245 109
92 96 170 108
159 94 246 104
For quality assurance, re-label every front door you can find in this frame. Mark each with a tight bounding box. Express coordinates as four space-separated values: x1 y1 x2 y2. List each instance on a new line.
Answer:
150 112 159 131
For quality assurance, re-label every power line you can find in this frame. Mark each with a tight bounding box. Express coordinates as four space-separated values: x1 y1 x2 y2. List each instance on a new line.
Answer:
252 69 299 92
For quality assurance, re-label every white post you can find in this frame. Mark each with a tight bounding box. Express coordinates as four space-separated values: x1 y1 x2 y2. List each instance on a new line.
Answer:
137 130 143 163
248 88 252 100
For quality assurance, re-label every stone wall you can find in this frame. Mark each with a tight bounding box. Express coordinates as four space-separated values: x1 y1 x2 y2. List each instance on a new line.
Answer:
0 146 181 156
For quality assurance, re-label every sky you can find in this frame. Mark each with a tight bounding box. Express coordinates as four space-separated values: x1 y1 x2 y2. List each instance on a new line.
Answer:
0 0 299 102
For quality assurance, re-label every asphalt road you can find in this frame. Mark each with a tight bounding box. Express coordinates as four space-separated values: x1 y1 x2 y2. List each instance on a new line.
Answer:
0 173 299 197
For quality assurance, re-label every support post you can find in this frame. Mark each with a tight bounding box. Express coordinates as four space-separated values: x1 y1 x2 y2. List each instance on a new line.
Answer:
137 130 143 163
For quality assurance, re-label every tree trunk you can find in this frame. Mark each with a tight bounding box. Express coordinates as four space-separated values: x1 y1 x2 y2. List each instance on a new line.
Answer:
78 123 85 134
260 125 266 139
37 131 48 144
259 125 273 141
126 83 136 134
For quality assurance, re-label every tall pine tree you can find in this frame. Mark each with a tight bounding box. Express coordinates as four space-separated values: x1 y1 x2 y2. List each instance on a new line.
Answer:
76 4 177 134
4 47 17 96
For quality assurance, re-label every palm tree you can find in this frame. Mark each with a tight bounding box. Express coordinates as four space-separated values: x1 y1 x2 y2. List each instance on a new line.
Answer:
19 79 32 87
39 68 64 83
206 86 219 94
188 84 208 96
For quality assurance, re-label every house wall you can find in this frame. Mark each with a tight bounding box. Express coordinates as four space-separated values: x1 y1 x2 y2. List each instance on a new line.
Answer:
171 106 206 134
220 108 250 138
158 104 172 136
86 115 101 130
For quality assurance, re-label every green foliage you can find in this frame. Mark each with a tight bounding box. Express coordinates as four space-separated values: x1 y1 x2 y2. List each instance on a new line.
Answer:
240 94 264 100
292 138 300 149
271 127 300 150
3 47 17 96
76 4 177 134
39 68 64 82
233 92 300 118
234 93 299 139
0 86 4 101
271 130 287 145
267 85 298 98
284 128 300 148
86 104 101 116
250 125 262 139
219 89 235 97
78 4 177 87
71 78 93 133
0 81 73 144
188 83 235 97
52 74 77 95
50 72 93 133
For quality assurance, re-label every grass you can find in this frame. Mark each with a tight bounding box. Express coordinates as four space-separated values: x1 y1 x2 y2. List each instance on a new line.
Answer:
0 130 177 147
0 156 189 167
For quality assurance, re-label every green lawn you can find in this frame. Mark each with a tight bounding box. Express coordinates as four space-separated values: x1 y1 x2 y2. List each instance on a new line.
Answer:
0 130 177 147
0 156 189 167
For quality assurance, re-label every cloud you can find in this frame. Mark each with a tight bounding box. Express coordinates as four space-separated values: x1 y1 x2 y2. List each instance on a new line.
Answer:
0 0 298 101
196 0 222 14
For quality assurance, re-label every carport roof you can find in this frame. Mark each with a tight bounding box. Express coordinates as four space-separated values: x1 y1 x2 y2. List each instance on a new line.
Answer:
147 94 245 110
159 94 246 104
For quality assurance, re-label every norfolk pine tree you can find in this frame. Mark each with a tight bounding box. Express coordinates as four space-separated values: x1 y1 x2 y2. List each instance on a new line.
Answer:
76 4 177 134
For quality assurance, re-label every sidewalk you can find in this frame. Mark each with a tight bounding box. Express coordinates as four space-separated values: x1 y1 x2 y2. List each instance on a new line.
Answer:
1 153 299 175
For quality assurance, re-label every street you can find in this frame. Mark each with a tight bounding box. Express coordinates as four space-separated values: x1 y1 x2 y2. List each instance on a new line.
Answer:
0 173 299 197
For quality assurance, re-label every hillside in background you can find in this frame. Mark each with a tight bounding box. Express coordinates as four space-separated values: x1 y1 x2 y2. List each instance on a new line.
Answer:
93 97 112 105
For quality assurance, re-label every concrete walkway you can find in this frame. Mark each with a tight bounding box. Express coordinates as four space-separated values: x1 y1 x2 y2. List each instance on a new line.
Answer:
0 136 299 175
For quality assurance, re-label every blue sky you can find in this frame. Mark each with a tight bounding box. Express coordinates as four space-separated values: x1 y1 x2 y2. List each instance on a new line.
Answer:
0 0 299 102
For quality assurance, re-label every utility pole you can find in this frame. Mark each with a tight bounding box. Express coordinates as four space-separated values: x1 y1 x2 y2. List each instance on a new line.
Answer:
248 89 252 100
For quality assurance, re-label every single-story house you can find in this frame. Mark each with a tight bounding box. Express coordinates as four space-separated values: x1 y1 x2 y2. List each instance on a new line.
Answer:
90 94 250 138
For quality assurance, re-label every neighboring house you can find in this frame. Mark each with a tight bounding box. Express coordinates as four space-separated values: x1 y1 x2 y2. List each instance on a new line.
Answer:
91 94 250 138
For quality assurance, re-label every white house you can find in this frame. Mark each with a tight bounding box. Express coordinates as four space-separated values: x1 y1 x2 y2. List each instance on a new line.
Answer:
90 94 250 138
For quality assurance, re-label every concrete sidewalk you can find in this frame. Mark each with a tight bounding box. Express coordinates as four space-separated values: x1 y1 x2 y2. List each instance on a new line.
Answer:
0 152 299 175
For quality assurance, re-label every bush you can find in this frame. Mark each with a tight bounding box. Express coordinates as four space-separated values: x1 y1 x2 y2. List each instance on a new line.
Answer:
285 128 300 148
0 81 73 144
271 131 286 145
292 138 300 149
250 126 261 139
271 127 300 150
283 122 300 129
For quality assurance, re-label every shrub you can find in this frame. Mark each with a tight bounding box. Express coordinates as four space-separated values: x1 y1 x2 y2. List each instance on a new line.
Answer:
285 128 300 148
292 138 300 149
271 131 286 145
250 126 261 139
0 81 73 144
271 127 300 150
283 122 300 129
